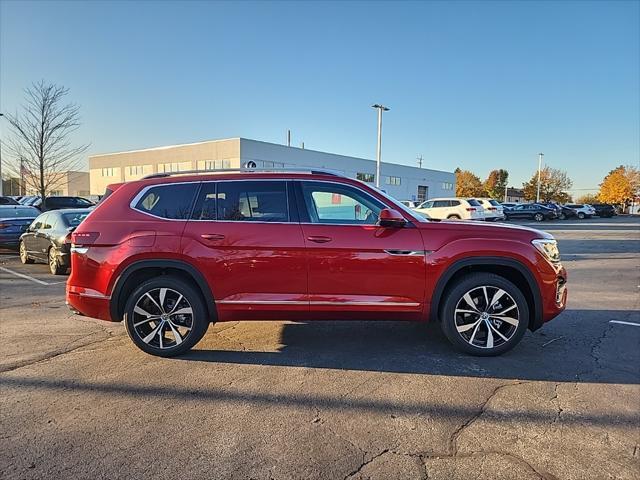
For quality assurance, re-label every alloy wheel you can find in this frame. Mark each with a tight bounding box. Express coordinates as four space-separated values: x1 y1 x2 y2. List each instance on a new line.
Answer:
131 287 194 350
453 285 520 349
20 242 28 263
49 248 58 273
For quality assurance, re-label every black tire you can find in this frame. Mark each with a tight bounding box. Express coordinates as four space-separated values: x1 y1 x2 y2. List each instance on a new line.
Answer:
439 273 529 356
447 214 461 220
124 276 210 357
558 212 566 220
577 212 585 219
19 241 34 264
48 247 66 275
533 213 544 222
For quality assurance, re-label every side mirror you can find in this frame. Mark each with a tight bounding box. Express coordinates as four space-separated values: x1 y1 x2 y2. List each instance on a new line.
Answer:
378 208 407 228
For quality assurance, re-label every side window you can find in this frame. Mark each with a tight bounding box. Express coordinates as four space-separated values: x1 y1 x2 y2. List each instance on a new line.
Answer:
217 181 289 222
191 182 218 220
133 183 197 220
301 181 385 225
31 214 46 230
433 200 447 208
420 201 434 209
450 200 461 207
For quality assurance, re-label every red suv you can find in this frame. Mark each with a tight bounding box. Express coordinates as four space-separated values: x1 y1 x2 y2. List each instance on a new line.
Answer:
66 170 567 357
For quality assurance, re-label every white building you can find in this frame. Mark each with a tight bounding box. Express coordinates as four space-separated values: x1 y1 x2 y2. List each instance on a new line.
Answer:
89 137 455 202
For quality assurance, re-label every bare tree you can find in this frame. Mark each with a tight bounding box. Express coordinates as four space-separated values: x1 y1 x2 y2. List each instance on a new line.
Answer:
4 81 89 200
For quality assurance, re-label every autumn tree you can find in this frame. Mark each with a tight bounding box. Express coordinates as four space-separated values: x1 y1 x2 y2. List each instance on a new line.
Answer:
598 165 640 207
522 167 573 203
483 169 509 200
455 168 485 197
4 81 89 201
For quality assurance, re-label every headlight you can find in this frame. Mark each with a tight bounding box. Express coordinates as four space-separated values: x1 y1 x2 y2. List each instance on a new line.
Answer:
532 238 561 263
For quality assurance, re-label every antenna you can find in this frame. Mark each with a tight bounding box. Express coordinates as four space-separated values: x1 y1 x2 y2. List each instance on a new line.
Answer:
417 155 423 168
287 130 291 147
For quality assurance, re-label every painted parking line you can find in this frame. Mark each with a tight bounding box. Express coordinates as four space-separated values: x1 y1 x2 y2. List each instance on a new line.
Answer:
0 266 65 286
609 320 640 328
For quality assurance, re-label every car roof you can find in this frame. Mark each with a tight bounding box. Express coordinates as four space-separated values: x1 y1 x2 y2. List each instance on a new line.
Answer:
45 208 93 215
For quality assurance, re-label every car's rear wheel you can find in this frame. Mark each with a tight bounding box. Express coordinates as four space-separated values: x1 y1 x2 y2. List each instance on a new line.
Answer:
577 212 585 219
124 276 209 357
440 273 529 356
447 214 461 220
534 213 544 222
558 212 566 220
19 241 34 264
48 247 66 275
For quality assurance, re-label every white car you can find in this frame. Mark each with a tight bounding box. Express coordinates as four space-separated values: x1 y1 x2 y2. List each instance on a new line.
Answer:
475 198 506 221
414 197 485 221
400 200 421 209
565 203 596 219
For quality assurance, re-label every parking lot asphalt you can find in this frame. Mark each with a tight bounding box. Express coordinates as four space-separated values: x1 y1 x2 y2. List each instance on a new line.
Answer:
1 217 639 480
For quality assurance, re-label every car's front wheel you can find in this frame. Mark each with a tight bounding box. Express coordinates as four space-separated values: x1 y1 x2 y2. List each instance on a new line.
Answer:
440 273 529 356
124 276 210 357
577 212 585 219
534 213 544 222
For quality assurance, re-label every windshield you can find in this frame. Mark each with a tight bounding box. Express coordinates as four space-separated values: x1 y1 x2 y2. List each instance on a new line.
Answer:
0 207 39 218
370 187 429 222
489 199 501 206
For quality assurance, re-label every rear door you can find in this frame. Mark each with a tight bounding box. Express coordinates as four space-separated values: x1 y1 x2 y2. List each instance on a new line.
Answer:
297 180 426 319
181 180 308 320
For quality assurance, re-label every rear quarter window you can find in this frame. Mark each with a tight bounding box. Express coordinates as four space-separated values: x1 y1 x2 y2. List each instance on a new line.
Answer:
466 199 481 206
133 183 197 219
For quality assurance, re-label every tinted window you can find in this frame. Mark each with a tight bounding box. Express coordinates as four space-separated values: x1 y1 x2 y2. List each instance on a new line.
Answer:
134 183 197 220
62 211 90 227
301 181 384 225
489 200 501 206
433 200 449 208
419 201 434 209
450 200 461 207
191 182 218 220
467 199 481 206
217 181 288 222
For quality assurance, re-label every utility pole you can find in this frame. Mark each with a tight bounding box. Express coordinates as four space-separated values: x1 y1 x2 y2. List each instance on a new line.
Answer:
536 152 544 203
417 155 423 168
287 130 291 147
504 183 508 202
0 112 4 196
371 104 389 188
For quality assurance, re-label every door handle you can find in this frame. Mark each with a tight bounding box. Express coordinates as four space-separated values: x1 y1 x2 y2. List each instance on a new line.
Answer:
201 233 225 241
307 235 332 244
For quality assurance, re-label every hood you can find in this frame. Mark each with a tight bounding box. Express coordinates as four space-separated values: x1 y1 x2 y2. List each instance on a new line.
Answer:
416 219 553 245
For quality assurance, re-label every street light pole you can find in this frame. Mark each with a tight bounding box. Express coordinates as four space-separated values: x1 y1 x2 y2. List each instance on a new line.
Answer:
536 152 544 203
0 112 4 196
371 104 389 188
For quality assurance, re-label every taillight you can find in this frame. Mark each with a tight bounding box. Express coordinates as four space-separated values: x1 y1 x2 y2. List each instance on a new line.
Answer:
489 207 496 211
466 208 476 212
71 231 100 245
0 223 9 229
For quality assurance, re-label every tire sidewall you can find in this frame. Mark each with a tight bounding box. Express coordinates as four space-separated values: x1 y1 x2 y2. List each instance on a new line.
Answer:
124 276 209 357
440 273 530 356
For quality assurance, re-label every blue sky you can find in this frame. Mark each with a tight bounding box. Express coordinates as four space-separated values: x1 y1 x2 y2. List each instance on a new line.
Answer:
1 0 638 193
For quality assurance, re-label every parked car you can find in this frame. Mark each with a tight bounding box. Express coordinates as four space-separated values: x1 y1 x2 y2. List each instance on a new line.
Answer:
400 200 421 209
66 170 567 357
475 198 505 221
565 203 596 219
19 208 92 274
500 202 518 209
556 205 579 220
0 196 20 205
30 196 95 212
19 196 39 205
414 198 485 221
0 205 41 249
504 203 557 222
590 203 616 218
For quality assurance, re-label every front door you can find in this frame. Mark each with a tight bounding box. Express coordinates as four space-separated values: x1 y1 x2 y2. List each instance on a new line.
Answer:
297 180 426 320
181 179 308 321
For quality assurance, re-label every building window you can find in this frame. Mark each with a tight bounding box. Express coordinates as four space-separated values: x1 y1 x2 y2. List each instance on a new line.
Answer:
442 182 454 190
262 161 285 169
101 168 115 177
356 172 375 183
203 159 231 170
128 165 144 176
385 176 401 186
158 162 189 173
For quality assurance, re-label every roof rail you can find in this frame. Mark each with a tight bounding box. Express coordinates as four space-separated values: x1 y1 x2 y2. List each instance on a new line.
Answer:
142 167 345 180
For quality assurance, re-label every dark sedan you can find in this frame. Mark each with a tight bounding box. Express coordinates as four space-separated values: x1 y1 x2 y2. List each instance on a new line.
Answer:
0 206 41 248
0 196 20 205
591 203 616 218
19 208 91 274
504 203 557 221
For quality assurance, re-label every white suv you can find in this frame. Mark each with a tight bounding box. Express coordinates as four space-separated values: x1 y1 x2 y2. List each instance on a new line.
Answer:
414 198 485 220
475 198 506 221
565 203 596 219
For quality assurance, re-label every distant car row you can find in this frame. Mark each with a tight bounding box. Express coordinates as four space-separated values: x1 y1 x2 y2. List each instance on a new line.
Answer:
0 195 95 211
401 198 616 222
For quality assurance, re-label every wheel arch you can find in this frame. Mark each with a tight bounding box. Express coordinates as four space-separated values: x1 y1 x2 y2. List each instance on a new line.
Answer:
109 259 217 323
430 257 544 331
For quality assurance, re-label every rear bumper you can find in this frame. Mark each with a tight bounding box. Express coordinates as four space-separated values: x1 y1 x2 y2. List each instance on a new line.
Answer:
66 285 113 321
